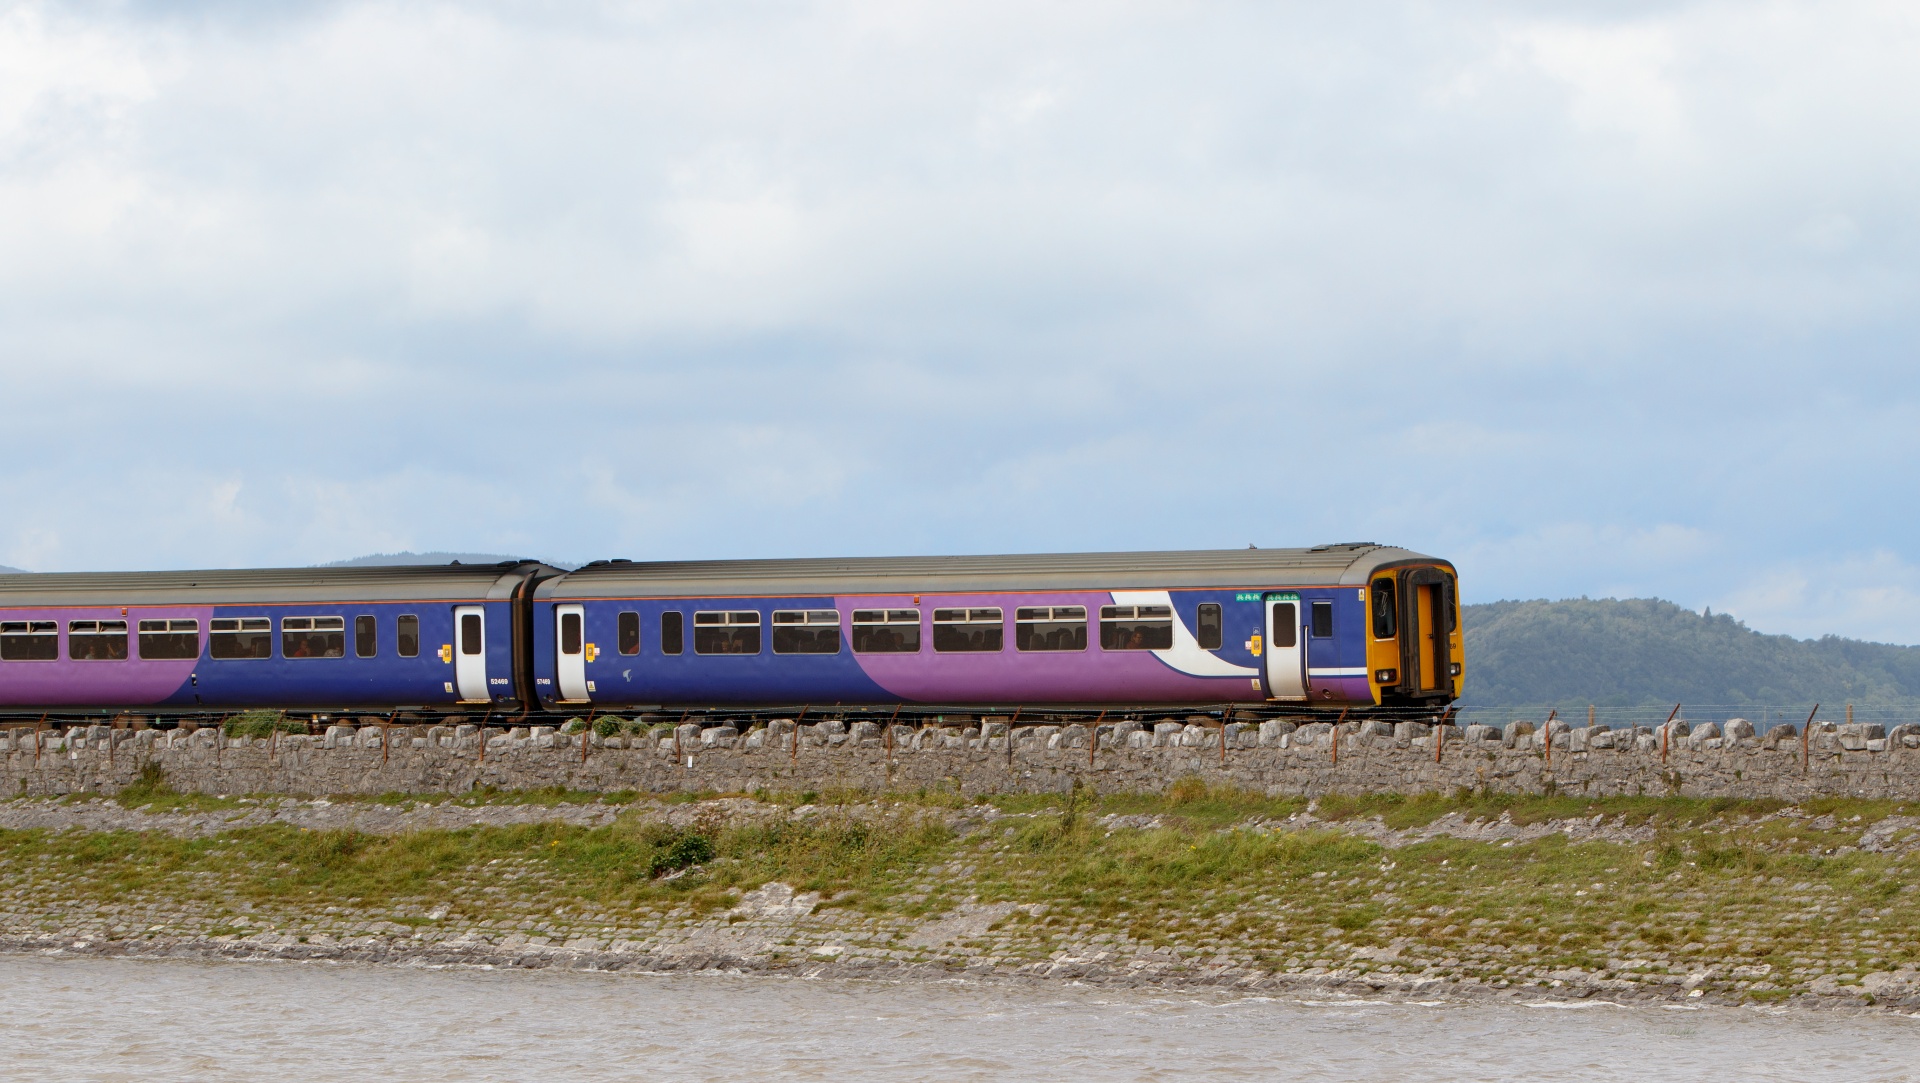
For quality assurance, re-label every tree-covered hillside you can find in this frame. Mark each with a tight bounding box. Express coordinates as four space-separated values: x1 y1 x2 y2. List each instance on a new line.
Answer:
1462 598 1920 707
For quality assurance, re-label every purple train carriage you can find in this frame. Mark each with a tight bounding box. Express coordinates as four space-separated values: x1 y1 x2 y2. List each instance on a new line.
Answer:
0 545 1461 718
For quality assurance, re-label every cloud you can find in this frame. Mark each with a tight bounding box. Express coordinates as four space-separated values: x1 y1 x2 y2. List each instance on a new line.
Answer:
1 1 1919 642
1716 551 1920 645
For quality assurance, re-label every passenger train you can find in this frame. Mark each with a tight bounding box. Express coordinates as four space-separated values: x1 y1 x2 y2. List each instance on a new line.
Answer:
0 545 1462 718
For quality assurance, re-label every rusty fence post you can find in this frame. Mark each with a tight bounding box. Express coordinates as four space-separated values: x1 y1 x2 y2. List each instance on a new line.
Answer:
1659 703 1680 764
1090 709 1106 769
1544 708 1557 769
1803 703 1820 773
1332 707 1348 766
1006 707 1022 767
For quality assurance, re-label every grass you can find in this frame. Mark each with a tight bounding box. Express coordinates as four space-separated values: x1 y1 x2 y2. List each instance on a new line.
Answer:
7 782 1920 997
112 764 246 813
953 804 1920 985
974 779 1920 833
0 805 954 919
223 710 307 738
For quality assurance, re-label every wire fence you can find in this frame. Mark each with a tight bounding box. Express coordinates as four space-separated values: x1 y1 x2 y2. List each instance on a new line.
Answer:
0 701 1911 735
1445 703 1912 732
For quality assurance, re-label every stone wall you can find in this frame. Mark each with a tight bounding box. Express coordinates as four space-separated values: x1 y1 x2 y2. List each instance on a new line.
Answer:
4 716 1920 800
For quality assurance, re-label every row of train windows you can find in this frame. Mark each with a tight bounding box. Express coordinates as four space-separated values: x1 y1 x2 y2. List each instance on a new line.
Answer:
0 617 424 662
569 604 1227 658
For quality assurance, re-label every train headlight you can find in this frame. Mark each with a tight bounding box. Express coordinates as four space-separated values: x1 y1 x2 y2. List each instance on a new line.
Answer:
1375 668 1397 683
1449 663 1462 676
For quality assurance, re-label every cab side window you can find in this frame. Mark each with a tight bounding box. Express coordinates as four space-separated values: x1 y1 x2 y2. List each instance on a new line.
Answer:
1370 578 1397 639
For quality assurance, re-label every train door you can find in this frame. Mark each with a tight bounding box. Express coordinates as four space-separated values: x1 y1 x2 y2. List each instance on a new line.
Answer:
1416 583 1440 691
1397 568 1456 696
453 605 489 702
1263 592 1307 700
555 604 590 702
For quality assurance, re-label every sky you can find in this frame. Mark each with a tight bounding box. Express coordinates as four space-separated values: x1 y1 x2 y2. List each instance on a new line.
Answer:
3 1 1919 642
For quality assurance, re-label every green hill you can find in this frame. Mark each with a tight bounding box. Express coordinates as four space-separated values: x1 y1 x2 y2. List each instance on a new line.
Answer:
1462 598 1920 708
319 552 578 570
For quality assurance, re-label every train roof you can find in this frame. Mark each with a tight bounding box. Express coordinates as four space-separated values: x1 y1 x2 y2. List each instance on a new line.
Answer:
534 544 1452 600
0 561 562 606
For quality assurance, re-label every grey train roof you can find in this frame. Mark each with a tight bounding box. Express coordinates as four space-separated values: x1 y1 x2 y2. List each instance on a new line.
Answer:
0 561 560 606
536 545 1452 600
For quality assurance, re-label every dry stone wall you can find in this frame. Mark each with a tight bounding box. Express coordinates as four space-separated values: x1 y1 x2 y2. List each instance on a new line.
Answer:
4 717 1920 800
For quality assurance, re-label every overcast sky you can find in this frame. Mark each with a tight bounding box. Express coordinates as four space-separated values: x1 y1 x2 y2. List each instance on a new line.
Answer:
3 0 1919 641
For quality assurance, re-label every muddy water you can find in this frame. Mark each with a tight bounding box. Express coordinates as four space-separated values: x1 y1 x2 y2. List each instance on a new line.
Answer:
4 955 1917 1082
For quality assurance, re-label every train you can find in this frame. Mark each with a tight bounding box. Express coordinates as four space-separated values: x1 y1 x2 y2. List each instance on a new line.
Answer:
0 544 1461 718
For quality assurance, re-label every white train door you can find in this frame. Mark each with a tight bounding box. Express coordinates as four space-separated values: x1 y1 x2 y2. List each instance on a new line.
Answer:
453 605 489 702
1264 592 1307 700
556 604 590 702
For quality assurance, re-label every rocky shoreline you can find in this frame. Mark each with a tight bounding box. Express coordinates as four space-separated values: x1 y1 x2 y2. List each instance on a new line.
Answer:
3 922 1913 1015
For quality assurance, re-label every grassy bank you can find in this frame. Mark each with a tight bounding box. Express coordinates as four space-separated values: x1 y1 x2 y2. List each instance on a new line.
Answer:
3 781 1917 1002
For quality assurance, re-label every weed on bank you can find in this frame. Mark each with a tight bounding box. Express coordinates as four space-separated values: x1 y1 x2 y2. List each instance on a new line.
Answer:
2 782 1917 997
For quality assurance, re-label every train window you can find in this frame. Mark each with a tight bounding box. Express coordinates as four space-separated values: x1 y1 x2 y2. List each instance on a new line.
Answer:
1310 601 1334 638
67 620 129 660
1099 605 1173 650
772 609 841 654
355 615 377 658
1370 578 1397 639
694 611 760 654
618 611 641 655
209 618 272 659
138 619 199 659
282 616 346 659
1196 603 1222 650
396 614 420 658
460 613 483 655
0 620 57 661
851 609 920 653
1270 603 1297 648
560 611 583 656
1015 606 1086 651
661 611 684 655
933 608 1003 652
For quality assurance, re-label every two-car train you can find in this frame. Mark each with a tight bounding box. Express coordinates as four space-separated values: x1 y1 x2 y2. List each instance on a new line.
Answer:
0 544 1462 718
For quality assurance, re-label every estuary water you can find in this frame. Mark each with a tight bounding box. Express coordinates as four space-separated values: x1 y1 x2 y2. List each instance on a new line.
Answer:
2 956 1917 1082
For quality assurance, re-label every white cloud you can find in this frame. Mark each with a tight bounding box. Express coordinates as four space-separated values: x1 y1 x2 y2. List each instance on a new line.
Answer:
1717 551 1920 645
0 0 1917 644
1455 522 1719 604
